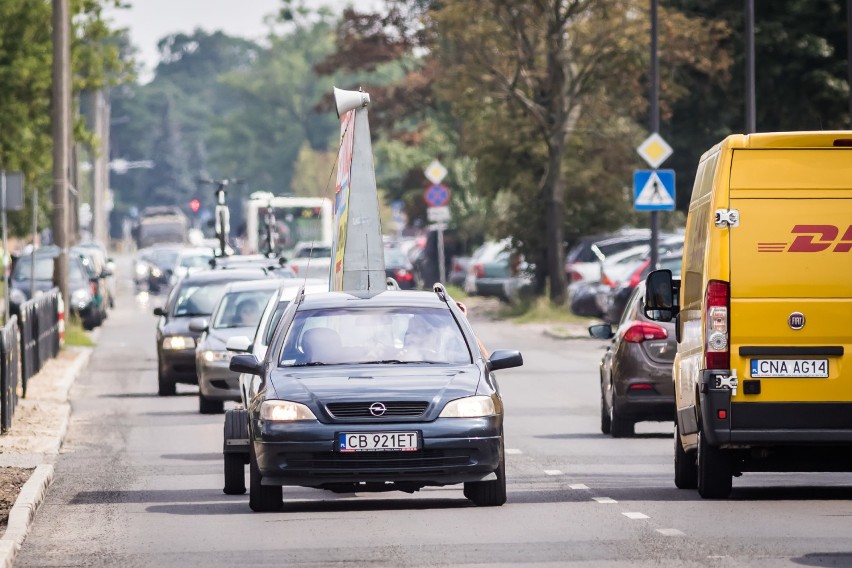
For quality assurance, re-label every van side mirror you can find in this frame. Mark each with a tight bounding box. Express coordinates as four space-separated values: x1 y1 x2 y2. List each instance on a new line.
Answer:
644 269 677 322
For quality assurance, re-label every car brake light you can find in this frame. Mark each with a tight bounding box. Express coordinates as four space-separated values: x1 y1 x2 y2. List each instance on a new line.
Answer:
474 263 485 279
567 268 583 282
601 272 616 288
291 265 299 273
628 383 654 391
452 261 462 272
627 259 651 288
395 268 413 281
704 280 730 369
622 321 668 343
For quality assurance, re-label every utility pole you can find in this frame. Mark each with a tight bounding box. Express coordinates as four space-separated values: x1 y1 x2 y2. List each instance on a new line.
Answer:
649 0 660 269
52 0 70 311
745 0 756 133
89 89 110 245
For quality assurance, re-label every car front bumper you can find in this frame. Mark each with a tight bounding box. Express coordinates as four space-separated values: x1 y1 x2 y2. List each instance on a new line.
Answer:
159 349 197 384
198 360 240 401
254 416 503 488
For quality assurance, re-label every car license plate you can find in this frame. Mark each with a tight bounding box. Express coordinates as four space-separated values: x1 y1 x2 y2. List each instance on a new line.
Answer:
338 432 419 452
750 359 829 378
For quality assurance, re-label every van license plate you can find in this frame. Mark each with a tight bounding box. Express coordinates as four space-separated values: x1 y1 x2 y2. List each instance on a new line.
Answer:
338 432 419 452
750 359 828 378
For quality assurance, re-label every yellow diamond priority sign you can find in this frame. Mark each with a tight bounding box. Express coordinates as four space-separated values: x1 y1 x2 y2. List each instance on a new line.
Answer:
636 133 673 169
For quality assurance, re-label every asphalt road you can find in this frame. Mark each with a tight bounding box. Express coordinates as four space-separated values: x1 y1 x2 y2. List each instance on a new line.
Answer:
15 266 852 567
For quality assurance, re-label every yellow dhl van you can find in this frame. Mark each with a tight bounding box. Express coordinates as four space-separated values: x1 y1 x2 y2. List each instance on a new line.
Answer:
645 131 852 498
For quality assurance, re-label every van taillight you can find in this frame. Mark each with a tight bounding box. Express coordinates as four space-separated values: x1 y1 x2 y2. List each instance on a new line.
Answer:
622 321 668 343
705 280 730 369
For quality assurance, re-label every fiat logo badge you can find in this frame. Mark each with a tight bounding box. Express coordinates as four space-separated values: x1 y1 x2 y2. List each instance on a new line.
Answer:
369 402 387 416
788 312 805 330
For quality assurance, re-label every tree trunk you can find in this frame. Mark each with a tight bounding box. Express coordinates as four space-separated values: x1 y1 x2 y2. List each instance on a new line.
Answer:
544 140 567 305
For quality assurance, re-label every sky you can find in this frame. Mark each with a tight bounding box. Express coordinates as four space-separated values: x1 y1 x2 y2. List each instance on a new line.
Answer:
105 0 367 82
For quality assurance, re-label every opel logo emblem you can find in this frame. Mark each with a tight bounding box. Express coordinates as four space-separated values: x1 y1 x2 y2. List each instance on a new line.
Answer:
369 402 387 416
788 312 805 330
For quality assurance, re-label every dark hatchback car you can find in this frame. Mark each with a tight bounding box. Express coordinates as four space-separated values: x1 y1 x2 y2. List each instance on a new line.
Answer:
589 281 677 437
229 287 523 512
383 247 417 290
154 267 276 396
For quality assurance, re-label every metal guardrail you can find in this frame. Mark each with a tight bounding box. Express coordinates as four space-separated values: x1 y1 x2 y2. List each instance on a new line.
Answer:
0 316 20 433
18 289 61 397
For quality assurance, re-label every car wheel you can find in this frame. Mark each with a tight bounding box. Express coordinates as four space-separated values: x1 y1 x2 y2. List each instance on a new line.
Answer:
600 380 611 435
609 397 634 438
463 443 507 507
249 445 282 512
199 394 225 415
157 366 176 397
223 409 248 495
673 419 698 489
697 428 732 499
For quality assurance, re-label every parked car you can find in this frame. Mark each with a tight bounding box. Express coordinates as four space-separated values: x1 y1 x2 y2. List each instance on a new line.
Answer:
464 239 529 302
194 280 281 414
448 255 470 287
9 247 101 329
72 246 110 323
154 267 277 396
589 280 677 437
565 230 680 284
76 241 116 309
384 247 417 289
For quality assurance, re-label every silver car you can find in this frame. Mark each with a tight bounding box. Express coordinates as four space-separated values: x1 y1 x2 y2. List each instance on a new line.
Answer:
194 280 280 414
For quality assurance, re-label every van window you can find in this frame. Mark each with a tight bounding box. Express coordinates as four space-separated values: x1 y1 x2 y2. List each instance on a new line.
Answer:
683 153 718 308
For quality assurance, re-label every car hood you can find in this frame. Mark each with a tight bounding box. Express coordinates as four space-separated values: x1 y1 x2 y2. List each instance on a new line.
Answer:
205 327 255 348
268 365 483 408
162 317 198 337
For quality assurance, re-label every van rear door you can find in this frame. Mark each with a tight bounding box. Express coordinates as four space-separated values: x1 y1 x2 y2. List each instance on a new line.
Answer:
728 148 852 410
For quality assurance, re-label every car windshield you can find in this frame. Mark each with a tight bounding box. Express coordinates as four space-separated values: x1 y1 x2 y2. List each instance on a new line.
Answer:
296 246 331 258
172 282 229 317
280 307 471 367
180 253 213 269
12 256 55 281
212 289 276 329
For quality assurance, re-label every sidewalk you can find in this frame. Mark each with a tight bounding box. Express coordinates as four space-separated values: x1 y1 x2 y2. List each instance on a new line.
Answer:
463 295 596 340
0 347 92 567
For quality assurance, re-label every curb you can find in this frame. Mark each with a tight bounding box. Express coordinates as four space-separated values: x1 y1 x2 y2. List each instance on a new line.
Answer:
542 327 593 341
0 347 92 567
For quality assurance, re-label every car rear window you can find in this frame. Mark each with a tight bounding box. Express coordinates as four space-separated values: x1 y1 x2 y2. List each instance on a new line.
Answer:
212 289 276 329
280 307 471 367
172 282 229 317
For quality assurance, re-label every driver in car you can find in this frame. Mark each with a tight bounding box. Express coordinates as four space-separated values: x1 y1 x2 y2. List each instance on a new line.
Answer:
233 299 261 327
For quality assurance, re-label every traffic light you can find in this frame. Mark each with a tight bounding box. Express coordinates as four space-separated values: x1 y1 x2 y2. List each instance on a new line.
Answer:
189 199 200 213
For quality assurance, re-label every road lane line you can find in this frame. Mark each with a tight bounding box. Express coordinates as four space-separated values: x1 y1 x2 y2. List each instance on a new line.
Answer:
656 528 685 536
622 512 650 520
543 469 563 476
568 483 589 490
506 448 523 455
593 497 617 504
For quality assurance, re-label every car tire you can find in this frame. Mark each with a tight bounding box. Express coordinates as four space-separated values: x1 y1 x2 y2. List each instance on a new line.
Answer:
697 428 732 499
249 446 282 512
673 419 698 489
223 409 248 495
600 382 612 435
609 397 634 438
199 394 225 415
463 444 507 507
157 367 176 397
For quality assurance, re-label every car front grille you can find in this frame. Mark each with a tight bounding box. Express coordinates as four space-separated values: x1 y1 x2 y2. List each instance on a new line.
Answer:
326 401 429 418
284 450 472 474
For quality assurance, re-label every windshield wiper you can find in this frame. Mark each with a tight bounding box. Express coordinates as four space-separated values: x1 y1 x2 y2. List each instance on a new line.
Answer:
287 362 342 367
359 359 442 365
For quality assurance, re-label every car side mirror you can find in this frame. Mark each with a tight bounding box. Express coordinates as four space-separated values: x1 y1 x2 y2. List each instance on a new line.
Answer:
226 335 253 353
588 324 615 340
188 317 208 333
488 350 523 371
230 354 262 375
644 269 676 322
153 306 166 317
101 270 113 278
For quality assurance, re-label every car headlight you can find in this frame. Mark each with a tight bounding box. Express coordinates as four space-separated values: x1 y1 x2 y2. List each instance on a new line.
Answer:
439 395 500 418
162 336 196 350
151 268 162 278
260 400 317 421
71 289 92 309
9 288 27 306
135 263 148 277
202 350 232 363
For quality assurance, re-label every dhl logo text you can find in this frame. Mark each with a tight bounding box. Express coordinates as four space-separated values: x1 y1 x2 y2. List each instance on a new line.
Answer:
758 225 852 253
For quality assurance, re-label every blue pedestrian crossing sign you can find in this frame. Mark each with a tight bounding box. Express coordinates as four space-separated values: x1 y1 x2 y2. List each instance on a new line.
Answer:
633 169 675 211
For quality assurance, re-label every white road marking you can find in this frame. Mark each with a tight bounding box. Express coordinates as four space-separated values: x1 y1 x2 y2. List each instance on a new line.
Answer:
568 483 589 490
656 528 685 536
593 497 617 504
544 469 563 476
622 512 650 520
506 448 523 455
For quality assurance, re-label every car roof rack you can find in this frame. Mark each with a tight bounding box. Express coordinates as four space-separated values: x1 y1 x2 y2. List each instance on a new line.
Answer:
433 282 449 302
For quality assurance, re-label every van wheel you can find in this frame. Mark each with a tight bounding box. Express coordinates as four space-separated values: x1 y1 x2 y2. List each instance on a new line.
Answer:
674 419 697 489
249 446 282 512
609 398 634 438
697 428 732 498
599 383 611 435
